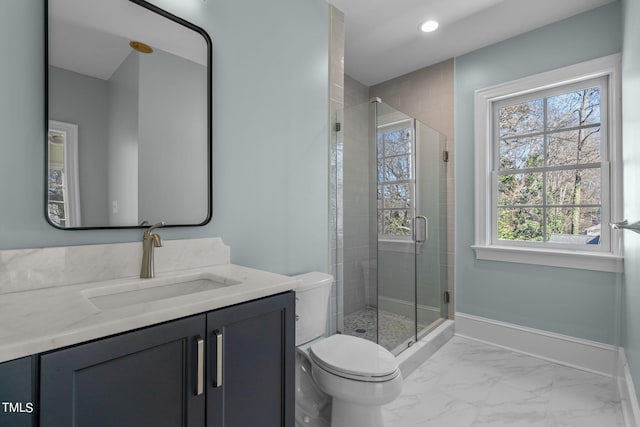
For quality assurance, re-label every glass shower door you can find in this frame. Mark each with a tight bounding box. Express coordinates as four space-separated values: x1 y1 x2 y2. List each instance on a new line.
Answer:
375 102 418 354
415 121 448 340
375 101 448 354
338 99 448 356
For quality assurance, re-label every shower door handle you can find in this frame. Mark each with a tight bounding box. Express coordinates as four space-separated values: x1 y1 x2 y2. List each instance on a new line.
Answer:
415 216 428 243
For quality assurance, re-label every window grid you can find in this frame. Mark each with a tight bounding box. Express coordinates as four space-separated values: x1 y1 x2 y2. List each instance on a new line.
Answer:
377 121 415 239
493 78 606 246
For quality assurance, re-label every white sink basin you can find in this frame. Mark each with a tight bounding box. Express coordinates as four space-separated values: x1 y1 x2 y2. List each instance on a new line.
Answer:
84 273 241 310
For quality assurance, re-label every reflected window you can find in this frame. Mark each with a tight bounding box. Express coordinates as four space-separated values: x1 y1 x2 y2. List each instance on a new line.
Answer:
48 121 81 227
377 120 414 238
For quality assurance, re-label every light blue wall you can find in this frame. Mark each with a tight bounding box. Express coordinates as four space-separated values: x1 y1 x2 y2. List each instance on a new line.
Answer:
622 0 640 400
108 51 140 226
138 49 208 225
48 66 109 226
454 3 622 344
0 0 329 276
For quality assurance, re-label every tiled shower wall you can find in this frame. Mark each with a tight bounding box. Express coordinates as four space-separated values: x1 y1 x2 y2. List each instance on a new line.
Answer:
342 76 374 316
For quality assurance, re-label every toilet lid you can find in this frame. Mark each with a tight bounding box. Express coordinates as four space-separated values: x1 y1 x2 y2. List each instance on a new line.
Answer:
309 335 399 382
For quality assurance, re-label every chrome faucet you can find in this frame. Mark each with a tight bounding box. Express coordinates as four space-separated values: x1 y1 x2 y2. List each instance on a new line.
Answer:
140 221 165 278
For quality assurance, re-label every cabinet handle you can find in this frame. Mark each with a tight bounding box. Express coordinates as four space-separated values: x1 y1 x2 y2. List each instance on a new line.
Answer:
213 330 223 387
196 335 204 396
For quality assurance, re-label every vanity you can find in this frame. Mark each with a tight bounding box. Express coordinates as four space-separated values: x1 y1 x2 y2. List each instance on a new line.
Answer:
0 238 299 427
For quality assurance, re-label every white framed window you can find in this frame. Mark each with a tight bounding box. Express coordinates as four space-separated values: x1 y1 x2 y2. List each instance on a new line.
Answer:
473 54 622 272
48 120 81 228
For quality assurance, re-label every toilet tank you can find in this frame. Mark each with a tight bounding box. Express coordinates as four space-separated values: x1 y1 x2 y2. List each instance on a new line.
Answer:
293 272 333 346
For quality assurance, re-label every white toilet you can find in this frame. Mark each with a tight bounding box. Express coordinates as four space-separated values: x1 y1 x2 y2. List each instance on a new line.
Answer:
294 272 403 427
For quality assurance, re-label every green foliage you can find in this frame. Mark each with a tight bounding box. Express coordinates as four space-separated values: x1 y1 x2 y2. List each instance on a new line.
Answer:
497 88 602 243
498 209 543 241
386 213 411 236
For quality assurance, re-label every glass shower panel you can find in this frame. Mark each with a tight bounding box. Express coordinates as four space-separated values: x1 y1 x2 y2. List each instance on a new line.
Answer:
338 99 448 357
415 121 448 341
375 102 417 354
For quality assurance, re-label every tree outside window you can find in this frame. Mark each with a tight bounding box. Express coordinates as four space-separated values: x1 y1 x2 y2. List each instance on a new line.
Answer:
377 121 414 238
496 83 604 245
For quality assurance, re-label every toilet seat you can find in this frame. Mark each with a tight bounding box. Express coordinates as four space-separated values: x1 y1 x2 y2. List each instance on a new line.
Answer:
309 334 400 383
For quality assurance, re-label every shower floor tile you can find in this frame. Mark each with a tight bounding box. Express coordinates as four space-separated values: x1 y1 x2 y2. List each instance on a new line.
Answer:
383 336 625 427
343 307 427 352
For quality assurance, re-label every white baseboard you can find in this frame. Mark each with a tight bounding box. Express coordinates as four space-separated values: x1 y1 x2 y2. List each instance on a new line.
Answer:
618 349 640 427
455 312 618 376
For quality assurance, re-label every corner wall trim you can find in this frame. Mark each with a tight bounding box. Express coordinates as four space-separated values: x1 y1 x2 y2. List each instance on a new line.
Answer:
455 312 617 376
618 349 640 427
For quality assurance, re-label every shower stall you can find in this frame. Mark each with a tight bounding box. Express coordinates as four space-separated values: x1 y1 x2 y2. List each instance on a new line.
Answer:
334 98 448 355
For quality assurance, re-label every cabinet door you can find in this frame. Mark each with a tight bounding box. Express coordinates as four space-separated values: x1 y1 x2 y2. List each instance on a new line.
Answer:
0 356 36 427
206 292 295 427
40 315 206 427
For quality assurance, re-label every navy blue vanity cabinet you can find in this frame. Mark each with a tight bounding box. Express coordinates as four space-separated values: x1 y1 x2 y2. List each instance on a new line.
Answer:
0 355 37 427
38 291 295 427
206 291 295 427
39 314 206 427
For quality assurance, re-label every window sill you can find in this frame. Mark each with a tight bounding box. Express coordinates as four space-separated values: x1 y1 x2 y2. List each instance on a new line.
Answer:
471 245 622 273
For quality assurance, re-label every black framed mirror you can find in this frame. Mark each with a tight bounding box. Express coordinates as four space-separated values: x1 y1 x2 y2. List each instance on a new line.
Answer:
46 0 212 229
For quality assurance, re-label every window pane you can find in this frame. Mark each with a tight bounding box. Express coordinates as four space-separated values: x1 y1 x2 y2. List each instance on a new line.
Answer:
546 168 601 206
498 172 543 206
48 203 66 227
548 128 601 166
497 208 543 242
499 136 544 170
377 133 383 158
499 99 544 137
547 87 600 131
382 184 411 209
547 207 601 244
383 129 412 156
382 210 412 236
379 155 411 182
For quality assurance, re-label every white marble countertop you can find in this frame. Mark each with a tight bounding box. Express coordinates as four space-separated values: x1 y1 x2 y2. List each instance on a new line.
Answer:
0 264 299 363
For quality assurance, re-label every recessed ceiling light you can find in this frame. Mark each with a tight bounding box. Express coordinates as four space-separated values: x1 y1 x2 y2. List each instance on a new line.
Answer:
419 20 439 33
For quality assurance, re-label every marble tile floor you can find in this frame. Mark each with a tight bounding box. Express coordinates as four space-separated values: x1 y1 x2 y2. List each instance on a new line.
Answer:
383 336 625 427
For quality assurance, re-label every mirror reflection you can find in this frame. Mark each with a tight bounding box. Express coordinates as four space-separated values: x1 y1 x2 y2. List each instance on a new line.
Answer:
47 0 212 229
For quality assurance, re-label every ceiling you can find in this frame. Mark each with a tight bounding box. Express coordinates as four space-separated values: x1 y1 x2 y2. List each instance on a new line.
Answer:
49 0 207 81
330 0 617 86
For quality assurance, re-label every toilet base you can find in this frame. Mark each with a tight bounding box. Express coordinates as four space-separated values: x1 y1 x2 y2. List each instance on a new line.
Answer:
330 398 386 427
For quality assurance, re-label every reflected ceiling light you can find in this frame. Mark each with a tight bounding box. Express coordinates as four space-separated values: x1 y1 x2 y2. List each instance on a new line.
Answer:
129 41 154 54
419 20 439 33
